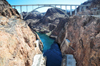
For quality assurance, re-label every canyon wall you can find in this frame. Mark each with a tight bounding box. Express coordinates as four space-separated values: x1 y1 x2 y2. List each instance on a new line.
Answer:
56 15 100 66
0 0 43 66
56 0 100 66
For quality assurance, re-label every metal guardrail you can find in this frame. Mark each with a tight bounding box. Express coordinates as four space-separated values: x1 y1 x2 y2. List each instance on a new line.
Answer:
11 4 89 19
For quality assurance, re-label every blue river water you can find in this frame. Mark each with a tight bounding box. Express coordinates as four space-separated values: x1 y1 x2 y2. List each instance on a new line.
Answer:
37 32 62 66
37 32 54 51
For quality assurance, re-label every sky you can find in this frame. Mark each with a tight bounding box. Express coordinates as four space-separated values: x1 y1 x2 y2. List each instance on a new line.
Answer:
7 0 88 13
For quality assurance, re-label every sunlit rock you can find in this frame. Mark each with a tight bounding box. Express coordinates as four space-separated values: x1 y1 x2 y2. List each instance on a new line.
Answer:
0 0 43 66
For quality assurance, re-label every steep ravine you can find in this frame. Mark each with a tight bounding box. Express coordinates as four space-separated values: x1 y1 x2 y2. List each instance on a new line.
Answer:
56 15 100 66
56 0 100 66
36 32 62 66
1 0 100 66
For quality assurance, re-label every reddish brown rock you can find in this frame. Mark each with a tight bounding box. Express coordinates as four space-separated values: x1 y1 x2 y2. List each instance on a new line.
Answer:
50 17 68 38
0 0 20 18
57 15 100 66
0 1 43 66
0 16 43 66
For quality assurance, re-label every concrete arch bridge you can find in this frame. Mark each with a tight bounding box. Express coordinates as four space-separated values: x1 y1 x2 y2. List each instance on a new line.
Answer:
11 4 89 19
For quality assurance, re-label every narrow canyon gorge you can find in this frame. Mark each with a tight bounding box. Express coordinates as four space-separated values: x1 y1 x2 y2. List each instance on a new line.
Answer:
0 0 100 66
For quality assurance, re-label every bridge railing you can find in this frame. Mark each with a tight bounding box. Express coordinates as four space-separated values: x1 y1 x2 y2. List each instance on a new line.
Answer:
11 4 90 19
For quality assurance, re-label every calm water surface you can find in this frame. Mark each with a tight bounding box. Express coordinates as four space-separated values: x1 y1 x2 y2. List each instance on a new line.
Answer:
37 32 54 51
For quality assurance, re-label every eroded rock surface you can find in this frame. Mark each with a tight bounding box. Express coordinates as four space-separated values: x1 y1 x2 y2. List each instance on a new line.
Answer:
0 0 43 66
56 15 100 66
0 0 20 18
26 8 68 36
56 1 100 66
0 15 43 66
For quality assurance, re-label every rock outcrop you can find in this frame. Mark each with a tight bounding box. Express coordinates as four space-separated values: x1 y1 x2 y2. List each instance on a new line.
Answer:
0 0 43 66
50 17 68 38
56 15 100 66
55 1 100 66
23 11 45 20
0 0 21 18
73 0 100 16
28 8 68 37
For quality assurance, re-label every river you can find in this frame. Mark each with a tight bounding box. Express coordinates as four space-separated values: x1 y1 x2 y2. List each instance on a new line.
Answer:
37 32 54 52
37 32 62 66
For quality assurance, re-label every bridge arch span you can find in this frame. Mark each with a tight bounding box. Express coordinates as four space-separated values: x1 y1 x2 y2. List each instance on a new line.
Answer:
23 5 69 19
12 4 89 19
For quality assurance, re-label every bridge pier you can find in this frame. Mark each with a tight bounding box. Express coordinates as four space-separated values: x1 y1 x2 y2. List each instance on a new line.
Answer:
75 6 77 15
26 6 28 12
65 6 67 14
84 6 86 11
55 5 56 7
32 6 34 10
60 5 62 9
70 6 72 16
79 6 82 12
20 6 23 19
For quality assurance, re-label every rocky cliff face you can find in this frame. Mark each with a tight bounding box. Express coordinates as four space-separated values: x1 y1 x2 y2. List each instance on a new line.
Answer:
55 1 100 66
23 11 45 20
0 0 43 66
74 0 100 16
41 8 68 24
0 0 20 18
50 17 68 38
56 15 100 66
28 8 68 37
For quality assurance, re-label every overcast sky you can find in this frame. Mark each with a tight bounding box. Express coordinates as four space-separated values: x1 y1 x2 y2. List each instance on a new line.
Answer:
7 0 88 12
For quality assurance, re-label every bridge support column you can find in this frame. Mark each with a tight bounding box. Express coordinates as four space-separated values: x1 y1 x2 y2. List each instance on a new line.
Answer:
20 6 23 19
70 6 72 16
75 6 77 15
79 6 82 12
32 6 34 10
55 5 56 7
84 6 86 12
26 6 28 12
60 5 62 9
65 6 67 14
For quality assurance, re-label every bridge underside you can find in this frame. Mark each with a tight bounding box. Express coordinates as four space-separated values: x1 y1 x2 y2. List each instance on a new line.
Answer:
11 4 89 19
